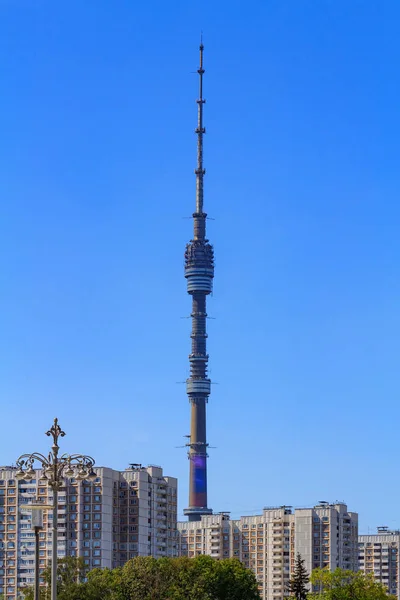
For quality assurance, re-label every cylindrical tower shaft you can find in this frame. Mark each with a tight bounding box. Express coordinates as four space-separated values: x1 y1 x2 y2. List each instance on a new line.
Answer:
183 43 214 522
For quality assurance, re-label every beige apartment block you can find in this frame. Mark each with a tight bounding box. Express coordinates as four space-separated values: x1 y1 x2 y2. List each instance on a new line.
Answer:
177 502 358 600
359 528 400 599
295 501 359 575
0 464 177 600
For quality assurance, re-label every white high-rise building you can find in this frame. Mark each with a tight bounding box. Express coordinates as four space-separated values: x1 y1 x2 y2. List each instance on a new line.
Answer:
0 464 177 600
177 502 358 600
295 501 358 574
177 507 295 599
359 528 400 599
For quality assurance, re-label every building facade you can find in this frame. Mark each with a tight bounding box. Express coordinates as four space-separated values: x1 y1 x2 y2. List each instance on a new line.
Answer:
177 502 358 600
295 501 358 575
359 528 400 599
0 464 177 600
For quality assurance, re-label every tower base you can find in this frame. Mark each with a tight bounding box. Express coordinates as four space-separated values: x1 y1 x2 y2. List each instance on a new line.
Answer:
183 506 213 522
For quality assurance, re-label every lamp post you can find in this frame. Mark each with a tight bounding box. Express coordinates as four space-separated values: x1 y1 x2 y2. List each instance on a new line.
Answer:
21 504 53 600
32 508 42 600
15 418 96 600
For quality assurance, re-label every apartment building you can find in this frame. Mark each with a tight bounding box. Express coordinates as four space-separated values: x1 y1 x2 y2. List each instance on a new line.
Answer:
359 527 400 599
177 502 358 600
295 501 359 575
0 464 177 600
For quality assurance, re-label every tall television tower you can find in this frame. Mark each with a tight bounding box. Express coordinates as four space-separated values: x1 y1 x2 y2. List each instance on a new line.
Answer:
183 43 214 522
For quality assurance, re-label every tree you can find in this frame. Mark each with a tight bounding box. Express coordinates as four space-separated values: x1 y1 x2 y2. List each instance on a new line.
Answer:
310 568 396 600
120 555 261 600
120 556 176 600
22 555 261 600
85 567 124 600
23 557 88 600
207 556 261 600
288 553 310 600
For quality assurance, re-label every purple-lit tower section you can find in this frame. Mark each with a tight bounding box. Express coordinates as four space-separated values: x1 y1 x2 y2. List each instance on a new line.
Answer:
183 43 214 522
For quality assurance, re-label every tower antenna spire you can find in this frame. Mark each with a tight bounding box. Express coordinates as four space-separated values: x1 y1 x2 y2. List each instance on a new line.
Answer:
195 41 206 215
183 43 214 522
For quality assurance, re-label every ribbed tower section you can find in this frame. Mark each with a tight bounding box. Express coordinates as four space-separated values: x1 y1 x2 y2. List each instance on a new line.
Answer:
183 43 214 522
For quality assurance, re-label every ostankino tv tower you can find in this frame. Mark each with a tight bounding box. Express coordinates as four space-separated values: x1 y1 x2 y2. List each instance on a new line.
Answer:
183 43 214 522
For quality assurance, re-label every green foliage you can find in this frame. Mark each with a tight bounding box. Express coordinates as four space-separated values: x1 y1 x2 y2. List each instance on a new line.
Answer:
288 553 309 600
310 568 396 600
22 555 261 600
22 556 88 600
85 567 124 600
21 586 37 600
118 555 261 600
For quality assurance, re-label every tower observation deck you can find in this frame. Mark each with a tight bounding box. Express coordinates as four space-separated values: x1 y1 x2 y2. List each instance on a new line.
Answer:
183 43 214 522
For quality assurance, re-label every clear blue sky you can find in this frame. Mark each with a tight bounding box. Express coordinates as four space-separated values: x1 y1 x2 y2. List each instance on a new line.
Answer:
0 0 399 534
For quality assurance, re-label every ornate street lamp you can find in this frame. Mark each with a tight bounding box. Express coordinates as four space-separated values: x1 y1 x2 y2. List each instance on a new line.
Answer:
16 418 96 600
